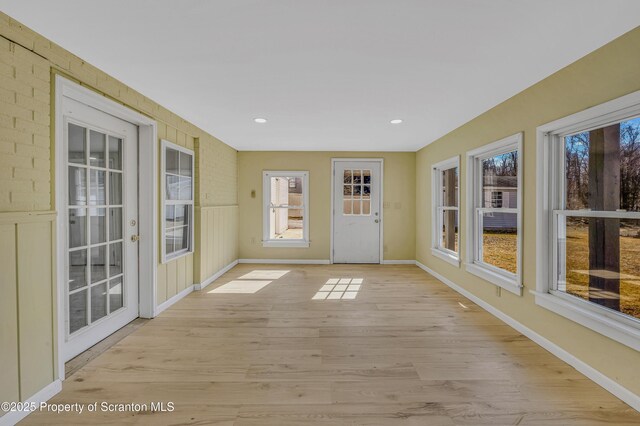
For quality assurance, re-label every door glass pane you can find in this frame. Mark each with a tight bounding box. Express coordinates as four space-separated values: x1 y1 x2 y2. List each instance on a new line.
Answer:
69 290 87 333
109 277 123 313
109 172 122 205
363 170 371 184
89 130 106 168
90 208 106 244
91 245 107 283
353 200 361 215
363 200 371 215
68 208 86 248
343 198 352 215
68 166 87 206
69 249 87 291
166 148 179 174
344 170 352 184
109 242 123 277
109 207 122 241
343 185 352 196
481 211 517 274
89 170 106 205
108 136 122 170
353 170 362 184
179 177 192 201
166 175 179 200
91 283 108 322
179 151 192 177
68 123 86 164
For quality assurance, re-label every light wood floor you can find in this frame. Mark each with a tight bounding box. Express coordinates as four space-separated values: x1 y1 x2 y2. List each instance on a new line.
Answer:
23 264 640 425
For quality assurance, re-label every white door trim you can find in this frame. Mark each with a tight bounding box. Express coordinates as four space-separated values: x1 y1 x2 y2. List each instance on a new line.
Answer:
54 75 158 380
330 158 384 264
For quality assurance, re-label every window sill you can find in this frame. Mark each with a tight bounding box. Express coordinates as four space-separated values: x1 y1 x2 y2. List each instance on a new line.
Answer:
431 248 460 267
531 290 640 351
465 262 522 296
262 240 310 248
163 249 193 264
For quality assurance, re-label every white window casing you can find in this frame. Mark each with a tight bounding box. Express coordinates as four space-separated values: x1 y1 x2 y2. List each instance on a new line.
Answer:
465 133 523 295
431 156 460 266
262 171 310 248
535 90 640 351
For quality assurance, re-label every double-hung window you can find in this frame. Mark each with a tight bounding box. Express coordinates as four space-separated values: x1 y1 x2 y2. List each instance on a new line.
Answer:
431 157 460 266
536 91 640 350
262 171 309 248
161 140 194 262
466 133 522 294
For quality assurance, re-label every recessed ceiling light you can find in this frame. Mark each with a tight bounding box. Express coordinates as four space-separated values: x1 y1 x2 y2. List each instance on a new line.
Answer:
390 119 403 124
254 118 267 123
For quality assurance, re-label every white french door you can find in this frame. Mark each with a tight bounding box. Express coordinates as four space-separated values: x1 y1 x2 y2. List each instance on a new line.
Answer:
333 160 382 263
62 96 139 361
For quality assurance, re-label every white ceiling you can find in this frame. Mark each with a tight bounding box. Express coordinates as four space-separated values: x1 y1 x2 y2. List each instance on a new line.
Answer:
2 1 640 151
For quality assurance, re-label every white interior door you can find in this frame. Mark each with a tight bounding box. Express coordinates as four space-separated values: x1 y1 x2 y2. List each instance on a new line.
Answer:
333 160 382 263
62 96 139 361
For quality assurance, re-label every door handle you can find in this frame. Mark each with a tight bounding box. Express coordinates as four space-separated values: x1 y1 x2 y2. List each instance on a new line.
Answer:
374 219 379 223
131 234 140 242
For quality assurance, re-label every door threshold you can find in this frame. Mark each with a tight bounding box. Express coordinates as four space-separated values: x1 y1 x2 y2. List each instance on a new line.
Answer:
65 318 148 378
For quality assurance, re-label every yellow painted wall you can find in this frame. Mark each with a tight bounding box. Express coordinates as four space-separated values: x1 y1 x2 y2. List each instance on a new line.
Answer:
0 12 238 413
238 151 415 261
416 26 640 395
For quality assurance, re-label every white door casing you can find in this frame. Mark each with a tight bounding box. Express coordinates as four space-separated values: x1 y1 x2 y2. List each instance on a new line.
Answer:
332 159 382 263
61 96 139 361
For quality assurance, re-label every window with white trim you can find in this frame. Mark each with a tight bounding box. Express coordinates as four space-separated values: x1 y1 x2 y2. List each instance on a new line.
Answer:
263 171 309 248
431 157 460 265
162 140 194 262
466 133 522 294
537 92 640 350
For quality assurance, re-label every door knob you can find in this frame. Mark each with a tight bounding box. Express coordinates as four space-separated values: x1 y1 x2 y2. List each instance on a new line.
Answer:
375 219 379 223
131 234 140 242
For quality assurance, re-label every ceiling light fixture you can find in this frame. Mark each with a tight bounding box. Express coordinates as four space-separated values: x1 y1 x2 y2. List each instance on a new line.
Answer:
390 119 403 124
254 118 267 123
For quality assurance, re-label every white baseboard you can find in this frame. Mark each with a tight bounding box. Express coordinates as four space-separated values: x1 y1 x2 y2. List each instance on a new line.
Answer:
0 379 62 426
381 260 416 265
195 260 239 290
415 261 640 412
238 258 330 264
154 284 194 316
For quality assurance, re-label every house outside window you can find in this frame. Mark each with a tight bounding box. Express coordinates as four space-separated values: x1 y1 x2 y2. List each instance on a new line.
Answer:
262 171 309 248
466 133 523 295
536 91 640 351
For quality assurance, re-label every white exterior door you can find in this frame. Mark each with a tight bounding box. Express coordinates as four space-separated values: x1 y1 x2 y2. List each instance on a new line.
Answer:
333 160 382 263
62 96 139 361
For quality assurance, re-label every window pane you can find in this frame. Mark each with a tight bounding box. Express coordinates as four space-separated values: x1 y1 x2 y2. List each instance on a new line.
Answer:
175 226 190 252
68 123 86 164
109 207 122 241
179 152 192 177
270 176 302 207
558 216 640 321
69 208 86 248
269 207 303 239
109 242 123 277
109 172 122 205
89 130 106 167
165 229 175 255
90 208 106 244
166 148 179 175
442 167 458 207
109 277 123 313
481 211 517 274
89 170 106 206
482 152 517 208
565 117 640 212
166 175 179 200
91 245 107 283
165 205 175 228
179 177 192 201
441 210 458 253
68 166 87 206
91 282 108 322
69 290 87 333
174 204 186 227
108 136 122 170
69 249 87 291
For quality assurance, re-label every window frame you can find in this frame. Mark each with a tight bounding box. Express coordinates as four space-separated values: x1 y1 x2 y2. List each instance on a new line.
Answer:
161 139 195 263
431 156 460 266
535 90 640 351
465 133 523 295
262 170 310 248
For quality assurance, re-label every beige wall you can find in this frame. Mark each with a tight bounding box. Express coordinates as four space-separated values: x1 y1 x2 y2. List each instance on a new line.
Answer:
0 12 238 413
416 26 640 395
238 151 415 261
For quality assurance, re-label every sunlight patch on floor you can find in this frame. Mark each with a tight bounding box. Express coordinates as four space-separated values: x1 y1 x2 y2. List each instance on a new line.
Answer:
312 278 363 300
209 280 272 294
238 270 290 280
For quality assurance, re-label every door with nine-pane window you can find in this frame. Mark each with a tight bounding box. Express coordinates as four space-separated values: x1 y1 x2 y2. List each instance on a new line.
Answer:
62 96 139 361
